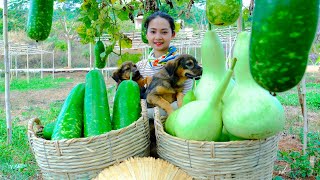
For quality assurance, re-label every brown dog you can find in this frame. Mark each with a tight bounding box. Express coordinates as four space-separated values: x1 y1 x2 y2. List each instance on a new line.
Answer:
112 61 151 98
146 54 202 115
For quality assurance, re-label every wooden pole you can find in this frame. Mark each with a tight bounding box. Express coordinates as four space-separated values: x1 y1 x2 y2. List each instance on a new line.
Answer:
301 76 308 155
52 51 55 79
41 43 43 78
89 43 93 70
3 0 12 144
27 48 29 83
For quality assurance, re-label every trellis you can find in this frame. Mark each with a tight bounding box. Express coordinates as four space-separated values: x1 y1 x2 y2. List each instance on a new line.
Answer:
0 41 55 82
99 26 244 64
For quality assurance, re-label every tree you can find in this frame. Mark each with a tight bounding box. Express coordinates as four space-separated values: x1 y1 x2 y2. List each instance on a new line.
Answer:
53 0 82 68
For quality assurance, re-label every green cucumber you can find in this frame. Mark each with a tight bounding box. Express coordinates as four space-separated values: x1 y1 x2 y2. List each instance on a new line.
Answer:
27 0 54 41
43 121 56 140
112 74 141 130
250 0 320 92
84 70 112 137
52 83 85 140
95 40 106 69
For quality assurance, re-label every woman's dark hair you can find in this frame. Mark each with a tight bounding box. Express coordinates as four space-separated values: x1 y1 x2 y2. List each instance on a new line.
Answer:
144 11 175 34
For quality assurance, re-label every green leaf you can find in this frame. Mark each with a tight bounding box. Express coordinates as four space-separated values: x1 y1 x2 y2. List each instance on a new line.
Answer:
119 34 132 49
117 52 142 65
117 10 130 21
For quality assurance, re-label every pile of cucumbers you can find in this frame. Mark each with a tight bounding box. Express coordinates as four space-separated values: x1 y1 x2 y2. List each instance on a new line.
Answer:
42 69 141 140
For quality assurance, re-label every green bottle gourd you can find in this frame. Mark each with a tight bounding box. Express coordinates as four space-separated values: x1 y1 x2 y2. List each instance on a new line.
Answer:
165 59 237 141
112 73 141 130
223 32 285 140
206 0 242 26
194 29 234 101
250 0 320 92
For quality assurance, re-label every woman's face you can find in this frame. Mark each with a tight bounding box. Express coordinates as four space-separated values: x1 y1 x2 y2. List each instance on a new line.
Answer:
146 16 175 57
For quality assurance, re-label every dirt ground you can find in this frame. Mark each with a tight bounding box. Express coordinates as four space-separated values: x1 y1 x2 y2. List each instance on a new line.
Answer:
1 67 319 178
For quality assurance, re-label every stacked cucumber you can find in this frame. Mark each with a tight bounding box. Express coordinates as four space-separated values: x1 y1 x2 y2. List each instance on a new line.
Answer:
43 69 141 140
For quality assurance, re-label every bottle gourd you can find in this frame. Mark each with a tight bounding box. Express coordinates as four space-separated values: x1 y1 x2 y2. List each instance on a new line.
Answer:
223 32 285 139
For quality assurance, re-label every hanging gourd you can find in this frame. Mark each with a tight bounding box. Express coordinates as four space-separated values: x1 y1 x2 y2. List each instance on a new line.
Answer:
223 32 285 140
94 40 107 69
206 0 242 26
194 28 234 101
250 0 320 92
27 0 54 41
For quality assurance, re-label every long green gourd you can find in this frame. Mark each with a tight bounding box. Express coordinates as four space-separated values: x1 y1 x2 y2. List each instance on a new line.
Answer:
223 32 285 139
95 40 107 69
27 0 54 41
250 0 320 92
165 59 237 141
52 83 85 140
84 70 112 137
194 28 234 101
112 73 141 130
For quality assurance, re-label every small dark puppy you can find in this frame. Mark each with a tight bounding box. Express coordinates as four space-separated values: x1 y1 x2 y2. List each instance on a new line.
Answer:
112 61 151 98
146 54 202 115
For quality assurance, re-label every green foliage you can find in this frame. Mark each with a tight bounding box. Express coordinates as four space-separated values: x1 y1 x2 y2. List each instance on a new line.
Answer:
0 100 63 178
0 119 38 179
278 131 320 178
276 83 320 111
0 76 72 92
117 52 142 66
77 0 140 44
54 40 68 51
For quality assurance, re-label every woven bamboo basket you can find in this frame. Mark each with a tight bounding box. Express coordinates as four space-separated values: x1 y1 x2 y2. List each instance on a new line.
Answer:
27 100 150 180
154 107 280 180
94 157 192 180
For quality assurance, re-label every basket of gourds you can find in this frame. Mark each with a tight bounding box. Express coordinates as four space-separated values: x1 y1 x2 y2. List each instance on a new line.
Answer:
154 31 285 179
27 70 150 179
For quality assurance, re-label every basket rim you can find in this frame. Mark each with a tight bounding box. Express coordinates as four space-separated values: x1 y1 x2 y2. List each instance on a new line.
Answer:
28 100 148 144
153 106 279 145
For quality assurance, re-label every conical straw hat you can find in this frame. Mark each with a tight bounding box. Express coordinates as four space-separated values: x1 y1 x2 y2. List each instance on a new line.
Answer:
94 157 192 180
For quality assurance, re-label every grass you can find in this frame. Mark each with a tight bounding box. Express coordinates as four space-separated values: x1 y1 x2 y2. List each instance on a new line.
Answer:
0 76 72 92
276 73 320 111
0 76 70 179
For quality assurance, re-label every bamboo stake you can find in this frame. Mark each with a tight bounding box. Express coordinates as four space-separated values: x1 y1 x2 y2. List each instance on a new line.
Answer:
301 76 308 155
3 0 12 144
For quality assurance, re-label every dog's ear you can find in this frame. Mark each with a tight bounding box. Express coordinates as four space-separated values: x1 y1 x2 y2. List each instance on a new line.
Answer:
165 56 181 76
112 70 121 83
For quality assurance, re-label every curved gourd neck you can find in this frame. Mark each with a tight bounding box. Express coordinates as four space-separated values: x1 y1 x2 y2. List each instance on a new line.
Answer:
201 29 227 77
233 32 258 86
210 59 237 106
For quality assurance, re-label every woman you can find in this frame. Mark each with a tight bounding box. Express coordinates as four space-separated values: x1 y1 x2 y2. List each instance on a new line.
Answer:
136 11 193 118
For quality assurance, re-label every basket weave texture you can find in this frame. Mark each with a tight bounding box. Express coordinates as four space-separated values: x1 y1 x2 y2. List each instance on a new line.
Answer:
154 107 280 180
27 100 150 180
